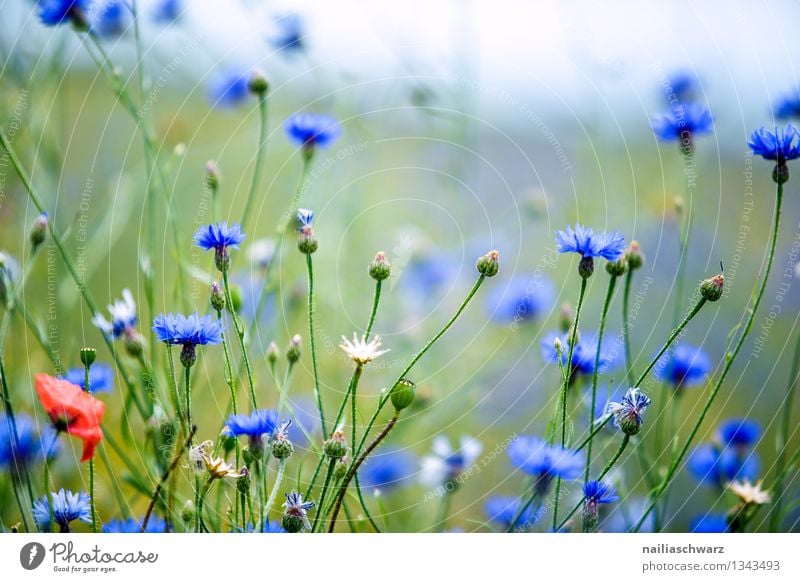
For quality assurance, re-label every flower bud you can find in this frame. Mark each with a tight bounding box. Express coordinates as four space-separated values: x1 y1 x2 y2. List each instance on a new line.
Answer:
559 303 574 333
219 432 237 455
578 256 594 279
605 256 627 277
248 69 269 96
228 284 243 313
476 250 500 277
210 282 226 312
205 160 220 191
369 251 391 281
390 378 416 411
282 513 305 533
214 248 231 273
626 241 645 270
180 344 197 368
181 500 195 524
553 336 562 353
272 436 294 460
297 225 318 254
79 347 96 368
286 334 302 363
30 212 48 249
700 273 724 302
323 429 348 459
124 330 145 358
267 341 279 365
773 162 790 185
333 457 349 480
236 468 251 495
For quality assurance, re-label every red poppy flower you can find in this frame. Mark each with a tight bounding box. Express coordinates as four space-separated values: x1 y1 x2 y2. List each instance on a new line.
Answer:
34 373 105 462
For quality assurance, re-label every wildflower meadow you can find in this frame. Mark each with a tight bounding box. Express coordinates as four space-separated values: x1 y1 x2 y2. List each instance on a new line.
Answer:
1 0 800 545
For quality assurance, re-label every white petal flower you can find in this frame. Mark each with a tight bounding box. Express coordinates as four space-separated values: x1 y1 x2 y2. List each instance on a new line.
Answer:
339 333 389 365
728 479 771 505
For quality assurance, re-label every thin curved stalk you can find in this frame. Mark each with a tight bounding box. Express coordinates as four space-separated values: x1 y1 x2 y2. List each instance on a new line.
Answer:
634 179 783 532
240 94 269 231
305 253 325 434
622 268 636 385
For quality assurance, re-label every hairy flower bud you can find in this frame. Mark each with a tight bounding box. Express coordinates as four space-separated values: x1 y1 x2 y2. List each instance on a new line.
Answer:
369 251 391 281
286 334 302 363
476 250 500 277
626 241 645 270
323 429 348 459
210 282 225 312
700 273 724 302
30 212 48 249
390 378 416 411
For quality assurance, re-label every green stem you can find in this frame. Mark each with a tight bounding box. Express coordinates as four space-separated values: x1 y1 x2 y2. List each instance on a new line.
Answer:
770 323 800 530
85 362 97 533
585 274 618 482
327 412 400 532
184 365 192 430
0 357 31 531
276 154 312 235
166 347 184 431
311 459 336 532
364 280 382 340
672 150 695 330
634 178 783 532
557 434 630 531
305 253 326 434
240 94 269 231
264 459 286 519
435 488 452 532
222 271 256 408
506 490 537 532
553 276 588 530
622 268 636 385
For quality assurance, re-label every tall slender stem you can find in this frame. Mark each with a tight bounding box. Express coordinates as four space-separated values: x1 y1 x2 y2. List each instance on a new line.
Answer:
622 268 636 385
672 150 696 330
585 274 618 482
264 458 286 518
364 281 382 340
311 459 336 532
305 253 326 434
0 357 31 531
184 365 192 429
84 362 97 533
328 412 400 532
634 179 783 532
241 94 269 231
553 276 588 530
770 324 800 530
166 347 184 431
222 271 256 408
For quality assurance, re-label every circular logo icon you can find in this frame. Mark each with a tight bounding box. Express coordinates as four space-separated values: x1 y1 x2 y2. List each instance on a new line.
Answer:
20 542 46 570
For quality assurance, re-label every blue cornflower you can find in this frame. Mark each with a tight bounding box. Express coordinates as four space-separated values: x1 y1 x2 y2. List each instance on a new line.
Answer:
62 363 114 393
690 513 729 533
484 495 537 530
607 387 651 436
296 208 314 229
358 447 416 491
284 113 341 152
223 409 279 450
582 480 619 529
665 71 699 103
92 288 139 343
91 1 129 38
152 0 182 23
207 68 252 108
38 0 90 27
420 435 481 487
688 443 759 488
281 490 314 533
33 489 91 532
556 224 626 278
507 436 584 494
541 331 617 377
748 125 800 163
651 102 714 145
486 275 555 324
402 252 460 304
152 312 223 368
102 515 169 533
654 343 711 388
0 414 59 469
583 480 619 505
718 418 761 448
775 93 800 120
269 13 305 54
194 222 246 273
